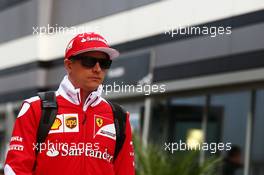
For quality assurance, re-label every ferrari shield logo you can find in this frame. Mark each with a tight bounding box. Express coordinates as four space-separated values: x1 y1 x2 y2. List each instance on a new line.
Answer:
96 118 103 127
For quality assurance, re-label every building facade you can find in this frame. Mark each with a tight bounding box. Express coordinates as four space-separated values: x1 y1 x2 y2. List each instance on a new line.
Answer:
0 0 264 174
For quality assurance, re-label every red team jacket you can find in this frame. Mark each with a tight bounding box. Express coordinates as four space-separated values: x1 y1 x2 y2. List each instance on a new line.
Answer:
4 76 135 175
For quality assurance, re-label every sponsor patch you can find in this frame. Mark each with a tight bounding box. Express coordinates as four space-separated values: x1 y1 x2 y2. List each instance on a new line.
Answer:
94 115 116 140
49 115 64 134
96 117 103 127
51 118 62 130
64 114 79 132
8 144 24 151
65 116 77 129
49 114 79 134
46 146 59 157
10 136 23 142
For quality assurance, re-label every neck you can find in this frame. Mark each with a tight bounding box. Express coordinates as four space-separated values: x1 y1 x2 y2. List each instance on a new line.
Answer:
80 89 92 105
68 76 93 105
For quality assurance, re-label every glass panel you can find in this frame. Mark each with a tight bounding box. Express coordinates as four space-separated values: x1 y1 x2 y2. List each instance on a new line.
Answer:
119 101 145 134
250 90 264 175
149 96 205 147
0 112 5 132
210 91 250 175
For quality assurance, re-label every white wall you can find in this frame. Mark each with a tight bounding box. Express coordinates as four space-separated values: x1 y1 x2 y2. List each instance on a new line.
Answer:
0 0 263 69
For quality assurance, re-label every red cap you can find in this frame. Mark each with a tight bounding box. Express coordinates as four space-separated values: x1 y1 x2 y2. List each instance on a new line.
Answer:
65 32 120 60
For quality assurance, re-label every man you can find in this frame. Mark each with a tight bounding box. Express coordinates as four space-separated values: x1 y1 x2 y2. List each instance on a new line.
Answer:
222 146 243 175
4 32 135 175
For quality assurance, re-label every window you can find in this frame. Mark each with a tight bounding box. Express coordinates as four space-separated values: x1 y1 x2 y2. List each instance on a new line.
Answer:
210 91 250 175
0 112 5 132
150 96 206 147
119 101 145 134
250 90 264 175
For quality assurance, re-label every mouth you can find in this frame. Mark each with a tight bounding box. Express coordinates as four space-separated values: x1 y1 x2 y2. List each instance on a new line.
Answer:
88 77 101 81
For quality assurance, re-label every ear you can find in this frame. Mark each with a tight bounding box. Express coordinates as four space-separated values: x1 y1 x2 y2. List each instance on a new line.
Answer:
64 59 73 74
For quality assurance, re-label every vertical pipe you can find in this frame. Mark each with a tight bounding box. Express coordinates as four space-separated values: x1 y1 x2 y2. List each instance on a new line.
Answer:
244 90 255 175
200 95 210 165
142 49 156 147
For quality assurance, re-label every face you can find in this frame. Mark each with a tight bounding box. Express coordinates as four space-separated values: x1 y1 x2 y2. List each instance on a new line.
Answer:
64 51 110 92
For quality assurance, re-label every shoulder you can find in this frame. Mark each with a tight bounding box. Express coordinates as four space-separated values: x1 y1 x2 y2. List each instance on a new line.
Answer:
25 91 60 108
23 95 41 109
16 96 41 118
96 97 113 113
24 96 40 104
99 98 128 115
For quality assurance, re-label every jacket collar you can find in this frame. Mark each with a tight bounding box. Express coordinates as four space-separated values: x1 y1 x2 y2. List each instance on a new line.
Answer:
57 75 103 111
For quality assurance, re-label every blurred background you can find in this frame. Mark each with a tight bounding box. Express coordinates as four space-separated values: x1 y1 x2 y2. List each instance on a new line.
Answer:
0 0 264 175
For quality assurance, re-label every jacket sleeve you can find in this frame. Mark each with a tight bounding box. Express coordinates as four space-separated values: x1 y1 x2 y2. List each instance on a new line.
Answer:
114 112 135 175
4 101 38 175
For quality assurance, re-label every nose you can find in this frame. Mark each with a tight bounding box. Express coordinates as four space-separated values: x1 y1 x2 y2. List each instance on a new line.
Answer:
92 62 102 72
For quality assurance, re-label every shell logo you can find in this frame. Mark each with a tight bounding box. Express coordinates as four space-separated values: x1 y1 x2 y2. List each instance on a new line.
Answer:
51 118 62 130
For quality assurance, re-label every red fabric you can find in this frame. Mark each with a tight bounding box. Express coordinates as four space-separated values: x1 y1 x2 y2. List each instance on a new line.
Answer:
65 32 119 60
5 91 135 175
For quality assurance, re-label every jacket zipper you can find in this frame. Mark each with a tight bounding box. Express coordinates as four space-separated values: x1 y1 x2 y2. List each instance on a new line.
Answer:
82 113 87 125
77 91 88 125
82 111 87 173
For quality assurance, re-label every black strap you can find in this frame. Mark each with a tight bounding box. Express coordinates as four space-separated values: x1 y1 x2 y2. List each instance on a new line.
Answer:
107 101 127 162
36 91 57 154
